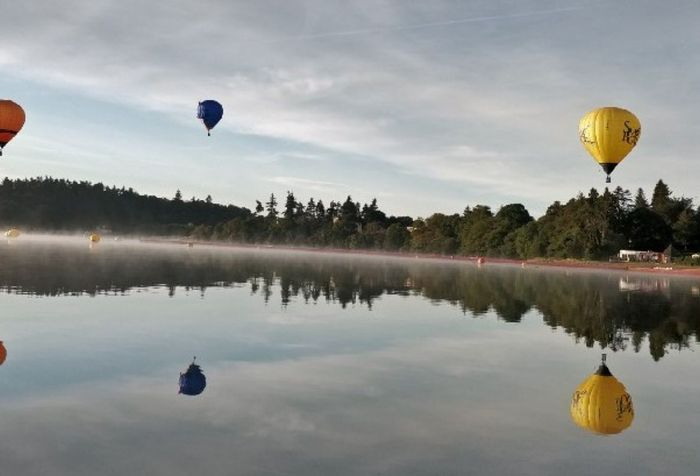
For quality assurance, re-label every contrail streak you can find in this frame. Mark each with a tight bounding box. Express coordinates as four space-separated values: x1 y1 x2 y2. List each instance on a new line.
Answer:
284 6 584 42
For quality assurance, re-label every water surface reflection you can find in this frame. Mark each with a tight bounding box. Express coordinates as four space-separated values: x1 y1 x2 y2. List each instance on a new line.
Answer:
1 238 697 360
0 238 698 475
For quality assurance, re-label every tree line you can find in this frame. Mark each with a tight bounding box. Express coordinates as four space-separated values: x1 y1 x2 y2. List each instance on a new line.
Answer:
192 180 699 260
0 176 698 259
0 177 249 234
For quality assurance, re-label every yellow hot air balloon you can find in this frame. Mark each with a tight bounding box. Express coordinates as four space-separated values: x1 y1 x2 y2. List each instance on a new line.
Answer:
89 233 101 243
579 107 641 183
570 354 634 435
0 100 26 157
5 228 20 238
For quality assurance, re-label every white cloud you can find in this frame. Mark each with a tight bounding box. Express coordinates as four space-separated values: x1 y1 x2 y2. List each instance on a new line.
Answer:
266 176 349 195
2 0 700 215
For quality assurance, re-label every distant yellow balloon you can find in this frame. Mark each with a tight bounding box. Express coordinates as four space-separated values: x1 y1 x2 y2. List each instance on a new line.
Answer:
570 356 634 435
579 107 641 183
5 228 20 238
89 233 101 243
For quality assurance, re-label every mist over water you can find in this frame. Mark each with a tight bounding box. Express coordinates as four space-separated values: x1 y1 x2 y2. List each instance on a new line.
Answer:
0 236 698 475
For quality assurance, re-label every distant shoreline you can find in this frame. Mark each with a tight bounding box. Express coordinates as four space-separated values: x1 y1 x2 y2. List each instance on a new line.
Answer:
139 238 700 277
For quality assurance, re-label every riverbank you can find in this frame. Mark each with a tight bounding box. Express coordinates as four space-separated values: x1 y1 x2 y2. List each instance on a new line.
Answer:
139 238 700 277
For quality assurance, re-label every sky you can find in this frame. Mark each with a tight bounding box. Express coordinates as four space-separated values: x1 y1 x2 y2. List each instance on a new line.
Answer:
1 0 699 217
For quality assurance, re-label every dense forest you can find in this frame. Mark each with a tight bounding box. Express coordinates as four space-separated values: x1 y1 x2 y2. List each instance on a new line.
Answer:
0 177 249 234
1 176 699 260
191 179 699 260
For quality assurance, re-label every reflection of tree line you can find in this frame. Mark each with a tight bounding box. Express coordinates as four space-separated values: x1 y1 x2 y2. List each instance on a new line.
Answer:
1 243 697 360
408 267 699 360
247 257 412 309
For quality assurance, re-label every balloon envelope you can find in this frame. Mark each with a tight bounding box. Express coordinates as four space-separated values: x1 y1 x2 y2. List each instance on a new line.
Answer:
579 107 640 179
197 100 223 134
570 362 634 435
179 361 207 396
0 100 26 155
0 341 6 366
89 233 101 243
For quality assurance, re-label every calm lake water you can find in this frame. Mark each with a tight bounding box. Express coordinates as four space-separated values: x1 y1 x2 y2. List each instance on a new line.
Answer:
0 236 698 475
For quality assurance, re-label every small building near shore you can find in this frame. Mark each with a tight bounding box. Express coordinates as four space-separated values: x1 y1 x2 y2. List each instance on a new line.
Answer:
618 249 662 262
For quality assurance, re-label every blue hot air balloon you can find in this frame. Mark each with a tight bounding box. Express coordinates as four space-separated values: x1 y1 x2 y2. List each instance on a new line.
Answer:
197 100 223 136
179 358 207 396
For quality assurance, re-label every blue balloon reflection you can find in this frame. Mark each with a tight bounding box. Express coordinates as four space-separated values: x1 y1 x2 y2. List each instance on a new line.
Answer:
179 358 207 396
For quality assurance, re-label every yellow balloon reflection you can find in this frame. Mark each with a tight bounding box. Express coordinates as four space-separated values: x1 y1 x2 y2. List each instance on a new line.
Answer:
570 354 634 435
89 233 101 243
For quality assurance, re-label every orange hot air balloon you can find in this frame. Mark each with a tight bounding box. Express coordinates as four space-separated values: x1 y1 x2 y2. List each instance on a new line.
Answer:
0 100 26 156
0 341 6 366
